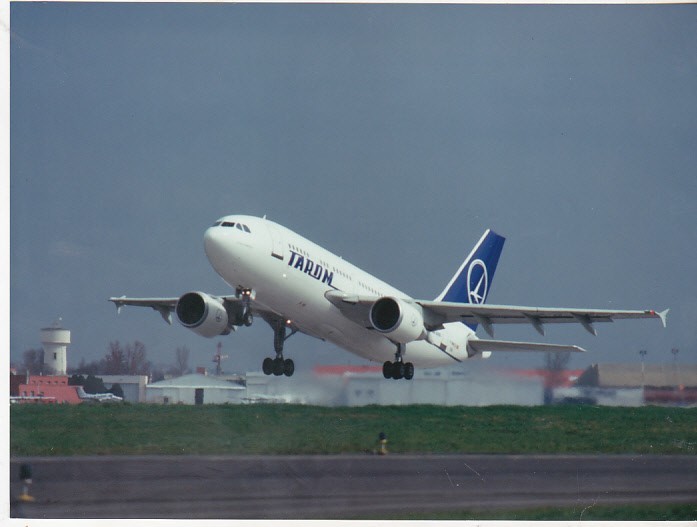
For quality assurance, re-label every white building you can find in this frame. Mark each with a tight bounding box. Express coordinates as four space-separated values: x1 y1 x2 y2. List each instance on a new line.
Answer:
244 365 544 407
143 365 545 407
341 368 544 406
100 375 148 403
146 373 246 405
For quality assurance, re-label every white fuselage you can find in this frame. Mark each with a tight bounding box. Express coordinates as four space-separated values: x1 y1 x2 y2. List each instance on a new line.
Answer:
203 215 476 368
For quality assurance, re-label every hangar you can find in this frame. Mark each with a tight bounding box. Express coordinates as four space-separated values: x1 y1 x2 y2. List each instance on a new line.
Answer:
554 363 697 406
576 363 697 389
100 375 148 403
146 373 245 405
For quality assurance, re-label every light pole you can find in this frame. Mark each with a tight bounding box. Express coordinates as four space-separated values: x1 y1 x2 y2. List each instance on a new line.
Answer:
639 349 647 393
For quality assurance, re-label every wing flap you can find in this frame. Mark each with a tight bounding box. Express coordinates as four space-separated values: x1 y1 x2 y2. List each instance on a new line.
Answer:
467 338 585 355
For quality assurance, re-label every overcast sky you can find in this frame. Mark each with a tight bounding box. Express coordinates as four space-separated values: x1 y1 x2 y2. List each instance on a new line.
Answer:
9 4 697 375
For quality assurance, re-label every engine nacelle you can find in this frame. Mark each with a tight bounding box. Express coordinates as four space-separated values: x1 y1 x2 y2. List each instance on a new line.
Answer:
176 292 230 338
369 296 426 344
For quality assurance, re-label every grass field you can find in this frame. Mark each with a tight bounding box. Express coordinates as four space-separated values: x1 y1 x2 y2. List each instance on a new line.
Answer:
10 403 697 456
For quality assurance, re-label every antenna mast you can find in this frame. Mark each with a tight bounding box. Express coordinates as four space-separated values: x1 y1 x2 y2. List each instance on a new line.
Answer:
213 342 229 376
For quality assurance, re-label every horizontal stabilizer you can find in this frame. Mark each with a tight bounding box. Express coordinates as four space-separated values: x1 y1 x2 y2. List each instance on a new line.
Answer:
467 338 585 356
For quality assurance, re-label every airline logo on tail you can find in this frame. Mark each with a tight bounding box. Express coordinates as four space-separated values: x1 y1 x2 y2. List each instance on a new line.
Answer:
467 259 488 304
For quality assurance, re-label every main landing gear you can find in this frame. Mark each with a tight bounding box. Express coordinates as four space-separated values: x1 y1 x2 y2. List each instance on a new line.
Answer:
262 320 296 377
382 343 414 381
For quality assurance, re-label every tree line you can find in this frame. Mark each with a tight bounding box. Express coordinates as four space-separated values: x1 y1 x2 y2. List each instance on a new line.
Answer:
18 341 192 381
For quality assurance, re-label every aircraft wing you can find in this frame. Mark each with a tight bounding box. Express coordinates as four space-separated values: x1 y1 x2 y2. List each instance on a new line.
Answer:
109 295 324 340
417 302 669 337
324 291 668 337
109 297 181 324
109 295 251 325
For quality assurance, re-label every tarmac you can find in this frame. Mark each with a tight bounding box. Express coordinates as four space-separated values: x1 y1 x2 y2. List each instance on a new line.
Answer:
9 454 697 519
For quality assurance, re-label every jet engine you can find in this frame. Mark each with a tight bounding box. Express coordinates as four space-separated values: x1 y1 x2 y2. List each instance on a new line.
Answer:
176 292 230 338
369 296 426 343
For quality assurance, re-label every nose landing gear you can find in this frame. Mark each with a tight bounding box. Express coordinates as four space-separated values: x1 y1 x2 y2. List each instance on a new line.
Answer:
235 288 255 327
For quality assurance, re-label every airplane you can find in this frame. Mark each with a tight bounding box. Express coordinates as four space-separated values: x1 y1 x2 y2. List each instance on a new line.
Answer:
110 215 668 381
76 387 123 403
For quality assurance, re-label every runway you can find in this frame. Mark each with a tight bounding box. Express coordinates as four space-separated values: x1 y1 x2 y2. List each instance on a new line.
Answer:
10 454 697 519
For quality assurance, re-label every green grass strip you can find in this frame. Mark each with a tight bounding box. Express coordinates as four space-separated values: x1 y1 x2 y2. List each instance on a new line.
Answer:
11 404 697 456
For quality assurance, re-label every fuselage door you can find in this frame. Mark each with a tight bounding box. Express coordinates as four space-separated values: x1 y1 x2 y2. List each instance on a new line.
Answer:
267 223 285 261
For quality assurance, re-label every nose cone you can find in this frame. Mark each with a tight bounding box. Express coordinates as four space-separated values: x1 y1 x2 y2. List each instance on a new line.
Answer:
203 226 226 264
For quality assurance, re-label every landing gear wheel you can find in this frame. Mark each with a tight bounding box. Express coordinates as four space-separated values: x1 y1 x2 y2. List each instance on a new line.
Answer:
283 359 295 377
243 312 253 327
383 361 393 379
267 319 298 378
404 362 415 380
391 361 405 380
272 357 285 376
262 357 273 376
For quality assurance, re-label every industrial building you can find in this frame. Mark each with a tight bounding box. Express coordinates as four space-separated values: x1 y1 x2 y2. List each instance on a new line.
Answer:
552 363 697 406
338 367 544 406
146 373 246 405
142 361 697 407
13 375 82 404
144 363 546 406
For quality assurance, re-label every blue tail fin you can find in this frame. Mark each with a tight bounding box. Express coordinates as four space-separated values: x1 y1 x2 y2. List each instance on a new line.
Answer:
435 230 505 328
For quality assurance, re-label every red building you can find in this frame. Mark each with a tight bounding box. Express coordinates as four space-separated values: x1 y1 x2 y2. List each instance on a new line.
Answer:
15 375 82 404
10 373 27 397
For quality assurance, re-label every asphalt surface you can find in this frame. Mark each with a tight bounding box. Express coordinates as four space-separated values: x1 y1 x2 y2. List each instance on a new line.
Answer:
9 454 697 519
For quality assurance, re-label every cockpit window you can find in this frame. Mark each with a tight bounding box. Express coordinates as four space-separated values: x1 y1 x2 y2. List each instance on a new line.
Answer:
218 221 251 233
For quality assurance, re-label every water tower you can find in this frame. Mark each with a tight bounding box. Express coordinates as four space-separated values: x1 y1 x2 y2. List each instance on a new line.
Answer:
41 318 70 375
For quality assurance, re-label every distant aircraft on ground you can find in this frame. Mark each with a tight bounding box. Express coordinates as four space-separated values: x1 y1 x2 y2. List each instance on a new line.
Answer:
110 216 668 380
76 387 123 402
10 388 123 404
